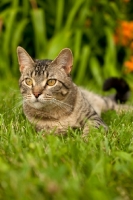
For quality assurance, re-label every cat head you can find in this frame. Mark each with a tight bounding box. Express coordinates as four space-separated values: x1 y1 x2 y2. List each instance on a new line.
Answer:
17 47 75 110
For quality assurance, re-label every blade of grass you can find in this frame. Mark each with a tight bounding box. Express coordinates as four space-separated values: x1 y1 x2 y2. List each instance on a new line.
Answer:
11 19 29 74
89 57 103 86
3 9 18 57
75 45 90 84
11 0 19 7
55 0 64 32
31 8 47 58
73 29 82 73
47 30 72 58
65 0 85 30
103 27 119 78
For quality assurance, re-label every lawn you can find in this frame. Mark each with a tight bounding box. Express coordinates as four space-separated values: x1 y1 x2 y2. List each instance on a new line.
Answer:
0 77 133 200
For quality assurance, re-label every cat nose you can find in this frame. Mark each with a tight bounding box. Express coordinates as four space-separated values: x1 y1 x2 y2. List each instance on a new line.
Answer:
33 92 41 98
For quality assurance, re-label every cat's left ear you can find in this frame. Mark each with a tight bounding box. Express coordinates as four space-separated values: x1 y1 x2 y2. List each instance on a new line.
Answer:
17 46 34 73
52 48 73 75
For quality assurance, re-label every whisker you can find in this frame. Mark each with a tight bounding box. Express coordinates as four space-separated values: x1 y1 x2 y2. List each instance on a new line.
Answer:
53 98 73 109
20 95 73 114
54 103 70 114
51 98 73 113
40 97 73 110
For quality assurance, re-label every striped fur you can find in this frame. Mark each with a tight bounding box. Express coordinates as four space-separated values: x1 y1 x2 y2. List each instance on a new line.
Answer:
17 47 131 135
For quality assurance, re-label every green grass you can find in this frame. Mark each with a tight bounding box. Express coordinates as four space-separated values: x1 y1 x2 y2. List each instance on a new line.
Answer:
0 78 133 200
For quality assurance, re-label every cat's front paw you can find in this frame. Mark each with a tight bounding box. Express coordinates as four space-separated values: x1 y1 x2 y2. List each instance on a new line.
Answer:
82 119 108 139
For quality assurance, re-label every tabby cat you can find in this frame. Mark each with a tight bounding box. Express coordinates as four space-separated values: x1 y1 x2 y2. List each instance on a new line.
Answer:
17 47 131 135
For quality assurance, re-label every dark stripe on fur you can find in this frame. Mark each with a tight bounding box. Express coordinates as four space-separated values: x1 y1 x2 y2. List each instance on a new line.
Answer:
34 59 52 76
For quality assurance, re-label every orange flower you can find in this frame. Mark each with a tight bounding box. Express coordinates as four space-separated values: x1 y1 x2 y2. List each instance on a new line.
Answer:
123 0 130 2
114 21 133 47
124 56 133 72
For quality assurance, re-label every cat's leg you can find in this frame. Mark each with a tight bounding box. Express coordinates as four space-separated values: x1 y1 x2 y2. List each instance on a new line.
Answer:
82 111 108 137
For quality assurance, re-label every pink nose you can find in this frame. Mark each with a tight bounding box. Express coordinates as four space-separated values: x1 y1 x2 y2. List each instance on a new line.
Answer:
33 92 41 98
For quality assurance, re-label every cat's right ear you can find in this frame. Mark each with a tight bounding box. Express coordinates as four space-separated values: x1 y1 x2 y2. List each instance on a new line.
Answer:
17 46 34 73
52 48 73 75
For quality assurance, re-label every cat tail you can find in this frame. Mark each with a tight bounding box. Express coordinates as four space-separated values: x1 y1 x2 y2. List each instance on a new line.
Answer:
103 77 130 103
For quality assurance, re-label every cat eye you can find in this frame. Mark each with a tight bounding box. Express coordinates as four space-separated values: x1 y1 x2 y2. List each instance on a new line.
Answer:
25 78 33 86
47 79 56 86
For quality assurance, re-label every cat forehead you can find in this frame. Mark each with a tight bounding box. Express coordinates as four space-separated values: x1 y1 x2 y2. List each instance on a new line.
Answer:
34 59 52 75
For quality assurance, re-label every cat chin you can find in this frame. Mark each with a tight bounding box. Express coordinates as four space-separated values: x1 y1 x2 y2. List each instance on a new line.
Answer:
28 102 45 109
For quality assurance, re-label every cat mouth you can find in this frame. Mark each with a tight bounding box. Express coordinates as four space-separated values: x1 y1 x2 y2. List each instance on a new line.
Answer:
30 100 44 109
35 98 39 102
30 98 52 108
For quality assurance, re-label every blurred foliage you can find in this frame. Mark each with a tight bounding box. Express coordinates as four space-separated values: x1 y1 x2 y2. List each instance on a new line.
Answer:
0 0 133 86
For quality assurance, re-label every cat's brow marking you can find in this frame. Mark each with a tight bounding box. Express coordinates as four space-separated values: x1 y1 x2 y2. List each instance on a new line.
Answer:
35 65 46 76
34 59 52 76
